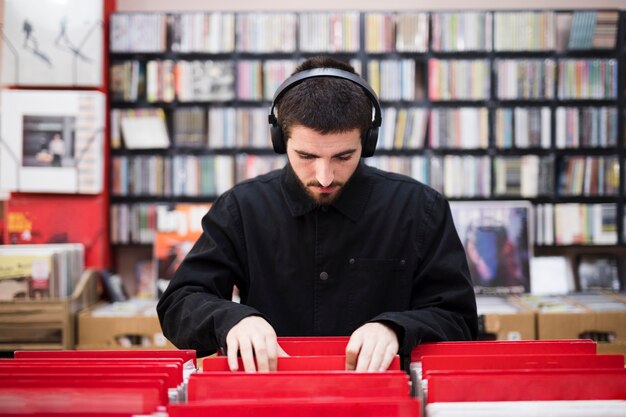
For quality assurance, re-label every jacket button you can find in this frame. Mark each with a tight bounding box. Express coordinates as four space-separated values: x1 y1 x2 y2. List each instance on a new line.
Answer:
319 271 329 281
349 258 355 265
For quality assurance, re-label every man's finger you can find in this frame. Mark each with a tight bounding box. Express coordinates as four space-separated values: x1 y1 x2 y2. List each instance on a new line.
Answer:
355 340 375 372
253 335 270 372
379 343 398 372
367 342 386 372
266 336 278 371
345 338 362 371
277 344 290 358
238 338 256 373
226 337 240 372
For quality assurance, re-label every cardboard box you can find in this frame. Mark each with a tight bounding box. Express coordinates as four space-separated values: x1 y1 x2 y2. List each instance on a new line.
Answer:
77 300 176 349
476 296 536 340
519 293 626 344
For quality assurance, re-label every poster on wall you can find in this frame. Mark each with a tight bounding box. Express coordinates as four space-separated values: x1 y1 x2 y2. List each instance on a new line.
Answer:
450 201 533 295
0 89 105 194
153 203 212 298
0 0 103 86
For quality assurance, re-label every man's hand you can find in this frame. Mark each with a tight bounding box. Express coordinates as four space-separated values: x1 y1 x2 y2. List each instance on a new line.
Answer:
345 322 399 372
225 315 288 372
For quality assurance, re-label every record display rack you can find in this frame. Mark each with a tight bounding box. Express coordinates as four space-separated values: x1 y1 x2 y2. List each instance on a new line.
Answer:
107 9 626 251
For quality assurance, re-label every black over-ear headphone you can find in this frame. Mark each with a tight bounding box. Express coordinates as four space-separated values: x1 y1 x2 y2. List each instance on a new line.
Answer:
268 68 382 158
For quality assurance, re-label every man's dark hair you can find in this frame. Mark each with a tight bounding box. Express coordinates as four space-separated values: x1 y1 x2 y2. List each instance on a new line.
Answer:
275 56 373 142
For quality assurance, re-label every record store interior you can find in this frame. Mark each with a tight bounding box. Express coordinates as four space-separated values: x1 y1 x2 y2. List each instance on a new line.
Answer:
0 0 625 415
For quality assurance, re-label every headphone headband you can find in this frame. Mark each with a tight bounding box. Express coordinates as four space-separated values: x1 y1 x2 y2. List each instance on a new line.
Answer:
268 68 382 128
267 67 382 157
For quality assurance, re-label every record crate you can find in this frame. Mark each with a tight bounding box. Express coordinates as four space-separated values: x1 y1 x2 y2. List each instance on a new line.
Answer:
0 269 100 350
518 292 626 359
77 300 175 350
476 295 536 341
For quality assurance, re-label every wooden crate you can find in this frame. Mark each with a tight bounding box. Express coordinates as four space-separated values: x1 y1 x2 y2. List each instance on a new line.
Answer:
77 301 176 350
0 269 100 350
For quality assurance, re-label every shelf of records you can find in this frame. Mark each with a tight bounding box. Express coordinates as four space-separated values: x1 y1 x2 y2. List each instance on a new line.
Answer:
111 197 620 251
110 154 286 199
109 105 620 152
109 152 621 200
0 244 85 301
109 57 619 104
108 10 620 54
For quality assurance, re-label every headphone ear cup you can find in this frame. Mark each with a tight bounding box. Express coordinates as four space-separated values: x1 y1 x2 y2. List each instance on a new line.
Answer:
361 127 378 158
271 123 286 154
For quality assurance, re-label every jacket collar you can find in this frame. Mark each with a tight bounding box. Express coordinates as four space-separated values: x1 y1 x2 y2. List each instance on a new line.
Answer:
281 161 372 222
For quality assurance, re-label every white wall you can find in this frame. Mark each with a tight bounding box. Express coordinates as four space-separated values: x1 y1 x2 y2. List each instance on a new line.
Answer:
116 0 626 11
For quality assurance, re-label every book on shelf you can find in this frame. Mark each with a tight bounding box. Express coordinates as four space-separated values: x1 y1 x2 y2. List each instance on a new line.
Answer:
555 107 618 148
176 60 235 102
298 12 359 53
119 110 170 150
495 107 551 149
429 108 489 149
110 60 145 102
262 60 298 101
365 13 395 53
110 13 167 53
395 13 429 52
493 11 556 51
146 60 175 103
431 12 492 52
496 59 556 100
377 107 428 150
557 11 620 51
111 108 169 150
440 155 491 199
557 156 619 197
235 155 286 183
557 59 617 99
493 155 554 198
173 108 207 148
553 203 617 245
428 59 490 101
368 59 421 101
169 12 235 53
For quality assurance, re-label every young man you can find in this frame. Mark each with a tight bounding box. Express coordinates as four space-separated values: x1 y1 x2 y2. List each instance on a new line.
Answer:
157 56 477 372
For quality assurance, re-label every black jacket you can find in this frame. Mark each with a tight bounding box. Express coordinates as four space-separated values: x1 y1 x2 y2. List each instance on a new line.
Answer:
157 162 478 357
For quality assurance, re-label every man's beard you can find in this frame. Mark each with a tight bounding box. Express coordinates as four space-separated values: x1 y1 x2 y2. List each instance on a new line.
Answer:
295 176 345 206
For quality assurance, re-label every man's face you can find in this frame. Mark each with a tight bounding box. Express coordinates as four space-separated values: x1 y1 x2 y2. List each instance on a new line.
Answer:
286 125 362 205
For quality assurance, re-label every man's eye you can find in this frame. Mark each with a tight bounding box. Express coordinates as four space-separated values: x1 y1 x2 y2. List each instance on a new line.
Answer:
299 154 315 160
336 155 352 161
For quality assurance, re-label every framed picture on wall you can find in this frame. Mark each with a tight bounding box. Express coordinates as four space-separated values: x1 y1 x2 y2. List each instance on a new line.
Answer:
0 0 103 86
450 201 533 295
0 89 105 194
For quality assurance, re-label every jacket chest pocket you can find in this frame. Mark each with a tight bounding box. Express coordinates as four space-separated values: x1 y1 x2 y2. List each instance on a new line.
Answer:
346 258 411 327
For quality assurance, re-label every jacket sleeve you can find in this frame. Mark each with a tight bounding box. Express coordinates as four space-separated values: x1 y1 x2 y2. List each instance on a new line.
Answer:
156 192 262 357
372 192 478 354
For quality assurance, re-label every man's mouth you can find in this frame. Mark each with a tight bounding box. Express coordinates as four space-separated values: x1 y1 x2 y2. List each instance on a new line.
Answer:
314 185 338 194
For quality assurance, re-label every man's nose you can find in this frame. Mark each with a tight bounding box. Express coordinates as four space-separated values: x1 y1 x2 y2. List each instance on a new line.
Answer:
315 159 334 187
